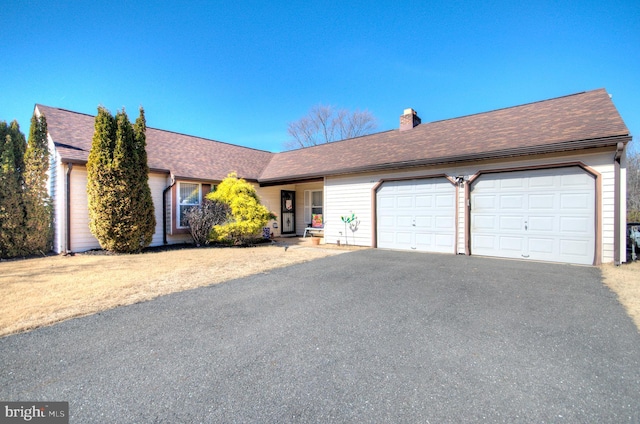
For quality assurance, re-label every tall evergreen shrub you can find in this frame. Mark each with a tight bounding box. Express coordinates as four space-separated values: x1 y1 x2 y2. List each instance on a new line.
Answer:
23 114 53 253
0 121 27 257
87 107 155 253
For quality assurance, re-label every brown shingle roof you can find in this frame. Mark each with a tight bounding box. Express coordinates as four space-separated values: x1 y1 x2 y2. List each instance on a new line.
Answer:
259 88 631 182
37 105 274 181
38 89 630 185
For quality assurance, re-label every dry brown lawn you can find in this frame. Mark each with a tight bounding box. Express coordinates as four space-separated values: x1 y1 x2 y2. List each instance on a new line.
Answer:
1 244 639 337
0 244 347 337
601 260 640 331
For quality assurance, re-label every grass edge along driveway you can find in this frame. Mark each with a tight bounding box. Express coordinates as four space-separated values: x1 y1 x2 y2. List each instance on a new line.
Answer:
0 245 345 337
0 245 639 337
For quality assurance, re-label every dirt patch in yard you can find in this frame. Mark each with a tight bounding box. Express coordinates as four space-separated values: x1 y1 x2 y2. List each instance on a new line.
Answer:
601 261 640 331
0 243 349 337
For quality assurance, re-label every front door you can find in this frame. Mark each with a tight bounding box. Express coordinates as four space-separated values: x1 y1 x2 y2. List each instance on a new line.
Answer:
281 190 296 235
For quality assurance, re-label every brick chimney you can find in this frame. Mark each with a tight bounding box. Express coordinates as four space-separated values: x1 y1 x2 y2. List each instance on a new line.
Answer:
400 108 421 131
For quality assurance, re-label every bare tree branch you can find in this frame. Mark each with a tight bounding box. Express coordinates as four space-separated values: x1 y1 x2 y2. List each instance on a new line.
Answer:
285 104 378 150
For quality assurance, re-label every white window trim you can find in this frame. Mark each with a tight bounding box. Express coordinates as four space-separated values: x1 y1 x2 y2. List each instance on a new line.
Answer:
304 189 323 224
177 182 202 229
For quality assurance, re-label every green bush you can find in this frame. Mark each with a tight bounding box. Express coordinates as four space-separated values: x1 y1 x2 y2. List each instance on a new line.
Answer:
87 107 155 253
206 172 274 244
23 114 53 253
0 120 27 258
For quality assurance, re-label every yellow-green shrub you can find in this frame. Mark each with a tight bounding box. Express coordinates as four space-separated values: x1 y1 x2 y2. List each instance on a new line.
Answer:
207 172 274 244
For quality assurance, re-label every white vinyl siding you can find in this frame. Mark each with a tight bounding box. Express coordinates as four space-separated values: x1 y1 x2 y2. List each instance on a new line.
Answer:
325 174 373 246
323 150 617 263
148 173 168 246
69 166 101 252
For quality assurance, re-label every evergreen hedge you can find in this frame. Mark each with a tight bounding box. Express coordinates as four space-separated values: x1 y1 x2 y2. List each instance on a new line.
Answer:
87 107 155 253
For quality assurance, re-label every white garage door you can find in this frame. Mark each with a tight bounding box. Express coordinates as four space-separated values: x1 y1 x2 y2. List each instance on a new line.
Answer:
377 178 456 253
471 167 595 265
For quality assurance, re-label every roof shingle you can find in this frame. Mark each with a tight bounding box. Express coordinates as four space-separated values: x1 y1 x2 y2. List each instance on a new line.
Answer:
258 88 630 182
37 105 273 181
38 88 630 185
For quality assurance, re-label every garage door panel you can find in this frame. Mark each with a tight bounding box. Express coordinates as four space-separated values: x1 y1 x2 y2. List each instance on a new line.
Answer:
474 195 498 210
377 178 455 253
435 216 454 229
500 195 524 209
528 216 555 232
415 233 433 248
559 216 590 234
435 234 455 248
561 173 592 187
529 175 555 188
474 235 497 250
436 194 454 207
499 216 523 231
396 215 413 228
528 237 555 254
415 215 434 228
471 167 595 265
499 236 524 252
415 195 433 208
560 239 591 256
560 193 590 209
397 196 413 208
500 178 526 189
474 215 496 230
528 194 555 210
396 232 413 245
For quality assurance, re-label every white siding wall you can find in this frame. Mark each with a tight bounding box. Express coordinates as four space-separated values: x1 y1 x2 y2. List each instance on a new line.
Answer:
65 166 178 252
324 150 618 263
325 175 375 246
68 166 100 252
255 184 295 237
255 182 324 237
49 145 65 253
457 184 465 254
149 173 170 246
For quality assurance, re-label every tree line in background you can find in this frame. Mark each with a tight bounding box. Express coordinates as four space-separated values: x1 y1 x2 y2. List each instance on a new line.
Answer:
0 115 52 258
627 145 640 222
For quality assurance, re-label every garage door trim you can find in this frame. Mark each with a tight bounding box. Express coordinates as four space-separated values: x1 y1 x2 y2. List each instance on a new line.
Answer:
466 162 601 265
372 174 458 251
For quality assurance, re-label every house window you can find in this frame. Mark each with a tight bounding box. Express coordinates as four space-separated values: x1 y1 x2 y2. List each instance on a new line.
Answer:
178 182 201 228
304 190 323 224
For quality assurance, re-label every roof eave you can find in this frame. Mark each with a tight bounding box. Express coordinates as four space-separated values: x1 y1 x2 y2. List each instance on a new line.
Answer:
257 134 632 184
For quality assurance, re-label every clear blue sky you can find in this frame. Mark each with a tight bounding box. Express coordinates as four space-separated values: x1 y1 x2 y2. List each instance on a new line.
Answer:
1 0 638 153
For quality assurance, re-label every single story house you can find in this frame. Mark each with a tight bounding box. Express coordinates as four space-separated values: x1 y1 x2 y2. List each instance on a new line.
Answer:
37 88 632 265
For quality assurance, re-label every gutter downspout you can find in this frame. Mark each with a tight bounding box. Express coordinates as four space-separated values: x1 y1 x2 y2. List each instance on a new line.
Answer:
614 142 624 265
66 163 73 254
163 176 176 245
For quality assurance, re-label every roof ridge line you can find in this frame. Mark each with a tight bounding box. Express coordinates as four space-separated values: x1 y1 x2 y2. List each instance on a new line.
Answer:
146 127 274 154
426 89 602 125
36 104 274 154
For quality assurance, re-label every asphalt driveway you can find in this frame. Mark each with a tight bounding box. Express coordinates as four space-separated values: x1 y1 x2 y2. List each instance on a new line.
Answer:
1 250 640 423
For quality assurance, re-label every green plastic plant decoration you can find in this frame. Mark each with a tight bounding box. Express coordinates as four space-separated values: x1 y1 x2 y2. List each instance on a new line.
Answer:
340 213 357 246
